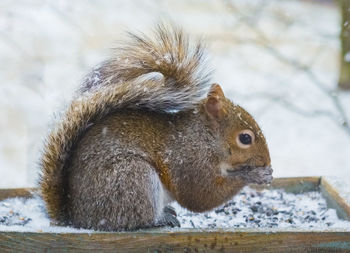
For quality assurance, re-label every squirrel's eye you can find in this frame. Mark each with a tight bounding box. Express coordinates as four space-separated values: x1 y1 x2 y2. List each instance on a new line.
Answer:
236 130 255 149
239 134 252 145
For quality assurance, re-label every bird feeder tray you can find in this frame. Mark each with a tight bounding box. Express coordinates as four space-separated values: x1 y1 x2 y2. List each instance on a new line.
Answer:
0 177 349 252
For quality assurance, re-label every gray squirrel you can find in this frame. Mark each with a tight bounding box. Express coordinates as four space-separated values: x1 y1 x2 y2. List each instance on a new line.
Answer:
39 24 272 231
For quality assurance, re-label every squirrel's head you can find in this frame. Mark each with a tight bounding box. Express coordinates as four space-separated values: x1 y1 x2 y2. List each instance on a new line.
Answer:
202 83 273 185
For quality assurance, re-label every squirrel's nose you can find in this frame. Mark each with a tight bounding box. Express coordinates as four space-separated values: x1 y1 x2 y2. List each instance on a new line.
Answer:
256 155 271 168
264 161 271 167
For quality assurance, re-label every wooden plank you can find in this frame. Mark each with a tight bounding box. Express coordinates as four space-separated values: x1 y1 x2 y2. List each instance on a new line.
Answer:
0 231 349 252
0 188 35 202
320 178 350 221
251 177 320 193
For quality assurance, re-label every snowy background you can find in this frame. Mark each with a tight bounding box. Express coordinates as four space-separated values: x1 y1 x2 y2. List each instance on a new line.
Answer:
0 0 349 188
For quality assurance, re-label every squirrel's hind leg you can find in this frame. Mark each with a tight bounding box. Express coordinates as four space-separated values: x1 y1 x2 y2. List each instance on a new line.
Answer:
67 154 171 231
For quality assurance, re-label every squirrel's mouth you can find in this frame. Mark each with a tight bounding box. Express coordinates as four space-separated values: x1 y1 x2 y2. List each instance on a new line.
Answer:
226 165 273 184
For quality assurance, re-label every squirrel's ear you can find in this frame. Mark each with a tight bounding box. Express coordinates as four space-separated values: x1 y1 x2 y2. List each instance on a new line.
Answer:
205 84 227 120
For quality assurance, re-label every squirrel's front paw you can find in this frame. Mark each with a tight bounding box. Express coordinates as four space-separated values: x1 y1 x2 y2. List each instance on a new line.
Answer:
164 212 181 228
156 205 180 228
163 205 177 217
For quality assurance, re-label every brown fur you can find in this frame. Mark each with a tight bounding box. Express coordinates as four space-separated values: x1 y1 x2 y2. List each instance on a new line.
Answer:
39 25 272 231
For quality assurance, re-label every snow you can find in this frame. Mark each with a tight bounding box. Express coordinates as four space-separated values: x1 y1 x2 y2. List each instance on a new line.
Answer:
0 187 349 233
172 187 350 230
0 196 92 233
0 0 349 223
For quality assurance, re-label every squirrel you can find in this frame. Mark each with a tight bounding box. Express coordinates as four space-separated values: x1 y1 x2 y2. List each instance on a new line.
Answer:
39 24 272 231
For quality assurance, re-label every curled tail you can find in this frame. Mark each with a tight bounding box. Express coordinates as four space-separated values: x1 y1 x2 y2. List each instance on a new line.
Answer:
39 24 212 221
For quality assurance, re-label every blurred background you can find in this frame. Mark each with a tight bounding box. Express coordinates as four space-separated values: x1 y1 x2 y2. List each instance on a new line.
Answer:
0 0 349 188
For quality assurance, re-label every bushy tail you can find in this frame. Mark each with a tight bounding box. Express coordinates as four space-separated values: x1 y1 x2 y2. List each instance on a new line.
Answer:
39 24 212 221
